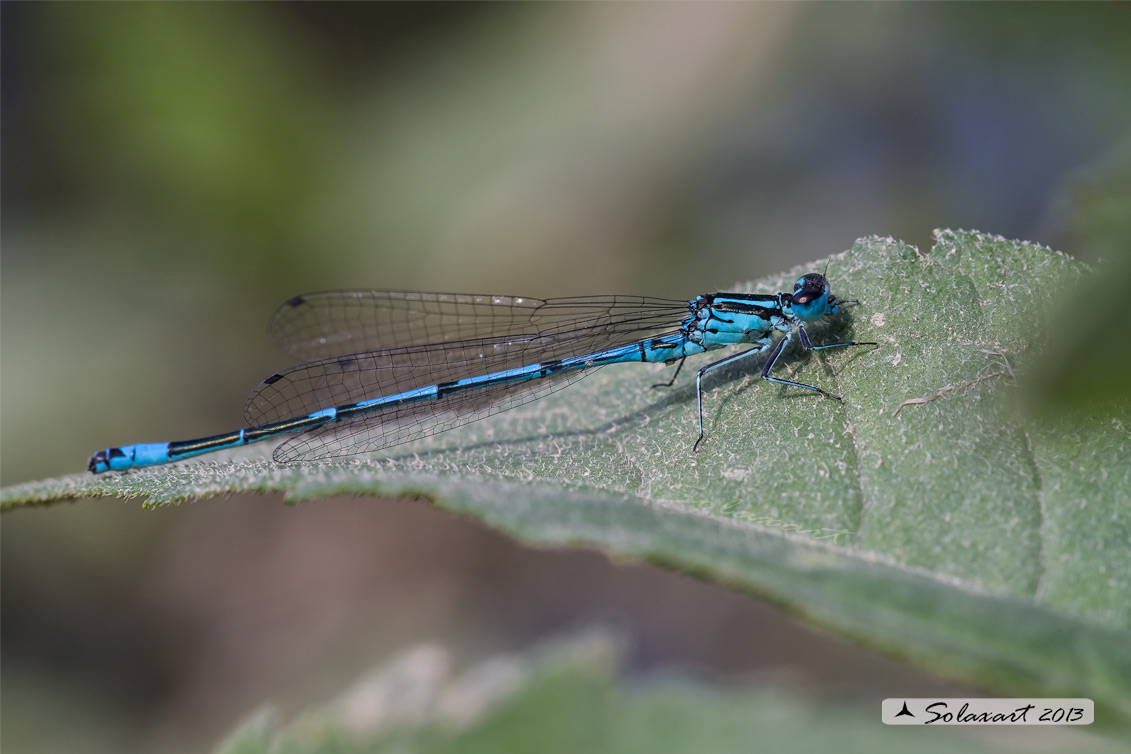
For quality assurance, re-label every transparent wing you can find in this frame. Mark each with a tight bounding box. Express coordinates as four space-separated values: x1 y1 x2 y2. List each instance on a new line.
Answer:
248 298 689 425
247 295 691 462
268 290 688 360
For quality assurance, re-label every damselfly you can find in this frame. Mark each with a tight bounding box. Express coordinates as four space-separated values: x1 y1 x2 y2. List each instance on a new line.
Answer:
88 272 875 473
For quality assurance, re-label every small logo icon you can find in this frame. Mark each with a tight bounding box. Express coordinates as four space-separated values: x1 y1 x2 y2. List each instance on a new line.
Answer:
894 701 915 719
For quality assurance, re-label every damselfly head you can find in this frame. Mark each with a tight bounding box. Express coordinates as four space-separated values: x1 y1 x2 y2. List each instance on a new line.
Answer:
790 273 832 322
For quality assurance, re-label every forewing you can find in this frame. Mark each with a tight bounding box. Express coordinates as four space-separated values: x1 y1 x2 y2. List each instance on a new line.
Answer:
269 291 687 359
247 300 688 426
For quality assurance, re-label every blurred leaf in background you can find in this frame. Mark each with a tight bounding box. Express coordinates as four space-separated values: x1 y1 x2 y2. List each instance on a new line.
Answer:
215 633 1125 754
1028 139 1131 419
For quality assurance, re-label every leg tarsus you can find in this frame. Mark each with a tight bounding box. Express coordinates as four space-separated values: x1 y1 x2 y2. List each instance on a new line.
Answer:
763 375 842 401
807 340 877 351
799 321 878 352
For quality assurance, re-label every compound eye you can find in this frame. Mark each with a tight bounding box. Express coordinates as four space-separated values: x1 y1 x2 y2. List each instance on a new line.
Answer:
793 273 827 303
797 272 826 289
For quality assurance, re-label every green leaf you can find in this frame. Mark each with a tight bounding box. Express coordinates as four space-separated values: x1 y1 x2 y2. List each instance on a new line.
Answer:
5 230 1130 728
214 633 1126 754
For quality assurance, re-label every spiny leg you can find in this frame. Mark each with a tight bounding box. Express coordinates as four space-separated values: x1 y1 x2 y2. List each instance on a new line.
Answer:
761 330 843 400
692 343 771 452
651 356 687 389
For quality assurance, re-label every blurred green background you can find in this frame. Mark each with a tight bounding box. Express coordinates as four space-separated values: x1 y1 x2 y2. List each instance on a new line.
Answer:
3 4 1130 753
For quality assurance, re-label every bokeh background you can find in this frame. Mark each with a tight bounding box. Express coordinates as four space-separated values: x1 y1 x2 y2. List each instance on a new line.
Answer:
3 3 1130 753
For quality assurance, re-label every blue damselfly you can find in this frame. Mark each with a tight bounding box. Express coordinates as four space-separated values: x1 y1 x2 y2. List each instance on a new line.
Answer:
89 272 875 473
